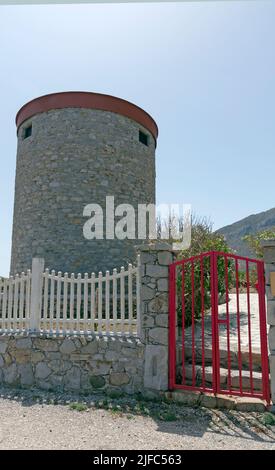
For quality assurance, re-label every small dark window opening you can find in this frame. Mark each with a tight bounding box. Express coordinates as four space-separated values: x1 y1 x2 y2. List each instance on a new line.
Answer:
23 125 32 139
139 130 149 146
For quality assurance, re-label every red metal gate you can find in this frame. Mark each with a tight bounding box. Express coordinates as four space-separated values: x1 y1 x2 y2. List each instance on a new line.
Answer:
169 251 270 402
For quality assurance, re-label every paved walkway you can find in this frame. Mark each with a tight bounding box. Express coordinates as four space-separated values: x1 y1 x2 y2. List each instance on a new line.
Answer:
184 293 263 355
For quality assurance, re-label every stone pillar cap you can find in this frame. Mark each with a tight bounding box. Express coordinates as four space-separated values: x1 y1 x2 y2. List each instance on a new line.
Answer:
261 240 275 248
136 241 179 253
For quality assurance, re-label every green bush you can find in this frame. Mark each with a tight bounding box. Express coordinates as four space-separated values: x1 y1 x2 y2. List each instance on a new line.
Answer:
243 227 275 258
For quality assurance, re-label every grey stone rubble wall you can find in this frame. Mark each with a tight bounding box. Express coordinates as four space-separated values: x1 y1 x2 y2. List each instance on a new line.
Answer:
137 242 177 392
11 107 156 275
0 334 144 393
262 240 275 404
1 243 176 396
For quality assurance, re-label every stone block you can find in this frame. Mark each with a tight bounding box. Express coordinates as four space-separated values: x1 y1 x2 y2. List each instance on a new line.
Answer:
71 353 90 361
0 341 8 354
93 353 104 361
15 337 32 349
109 372 130 386
216 394 237 410
138 242 172 252
269 326 275 352
4 353 12 366
64 366 81 390
142 315 155 328
81 340 98 355
31 351 45 363
89 375 105 389
141 285 155 301
167 390 201 406
105 350 120 361
155 314 168 328
269 354 275 403
33 338 59 352
265 265 275 283
108 339 122 352
230 370 262 391
121 347 138 358
157 278 168 292
144 344 168 391
48 360 71 374
143 276 154 286
18 363 34 386
140 252 156 264
149 327 168 345
4 363 18 384
35 362 51 380
235 397 266 412
146 265 168 279
91 361 112 375
36 380 52 391
46 352 61 360
267 300 275 326
150 241 173 251
60 338 76 355
200 393 217 408
49 375 64 389
11 349 31 364
148 294 168 314
263 247 275 264
157 251 173 266
267 285 275 301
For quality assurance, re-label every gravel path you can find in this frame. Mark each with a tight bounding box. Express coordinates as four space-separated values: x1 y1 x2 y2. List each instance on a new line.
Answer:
0 389 274 450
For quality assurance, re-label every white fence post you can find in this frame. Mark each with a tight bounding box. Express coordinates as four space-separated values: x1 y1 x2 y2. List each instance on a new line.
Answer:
30 258 45 332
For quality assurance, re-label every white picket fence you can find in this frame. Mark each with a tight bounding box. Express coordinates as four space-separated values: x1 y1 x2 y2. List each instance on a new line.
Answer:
0 257 141 336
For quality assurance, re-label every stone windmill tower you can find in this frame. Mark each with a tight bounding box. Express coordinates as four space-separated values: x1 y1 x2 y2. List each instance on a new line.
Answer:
10 92 158 274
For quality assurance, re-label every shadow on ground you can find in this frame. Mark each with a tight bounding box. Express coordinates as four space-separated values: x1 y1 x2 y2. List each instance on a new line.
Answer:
0 386 274 445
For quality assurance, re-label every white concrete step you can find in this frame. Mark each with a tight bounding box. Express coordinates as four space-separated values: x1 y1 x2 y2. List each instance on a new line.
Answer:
176 364 264 391
176 344 262 372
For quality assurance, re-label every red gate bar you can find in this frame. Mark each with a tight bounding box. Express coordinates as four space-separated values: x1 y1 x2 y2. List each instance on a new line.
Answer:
235 259 243 395
225 255 232 392
246 260 254 394
169 251 271 403
181 265 185 384
191 261 196 387
210 253 218 393
200 255 206 389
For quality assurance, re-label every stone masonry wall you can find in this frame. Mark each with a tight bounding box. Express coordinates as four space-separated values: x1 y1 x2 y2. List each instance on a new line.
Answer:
1 244 177 396
262 240 275 404
11 107 156 275
137 242 177 392
0 334 144 394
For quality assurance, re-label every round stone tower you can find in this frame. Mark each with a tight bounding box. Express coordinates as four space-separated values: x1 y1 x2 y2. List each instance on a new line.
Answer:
11 92 158 274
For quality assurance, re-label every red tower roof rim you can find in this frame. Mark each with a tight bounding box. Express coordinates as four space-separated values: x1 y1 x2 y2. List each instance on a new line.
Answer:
16 91 158 141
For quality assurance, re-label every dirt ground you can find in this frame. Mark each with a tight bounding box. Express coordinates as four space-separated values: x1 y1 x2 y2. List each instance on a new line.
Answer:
0 388 274 450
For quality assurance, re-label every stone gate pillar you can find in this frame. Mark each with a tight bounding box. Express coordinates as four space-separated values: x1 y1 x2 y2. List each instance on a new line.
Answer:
137 242 178 392
262 240 275 404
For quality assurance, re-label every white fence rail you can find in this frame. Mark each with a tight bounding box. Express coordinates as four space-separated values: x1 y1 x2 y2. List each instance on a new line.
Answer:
0 257 141 336
0 271 32 332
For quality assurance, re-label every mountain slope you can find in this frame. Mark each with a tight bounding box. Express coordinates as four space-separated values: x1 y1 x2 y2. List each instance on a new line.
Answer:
216 207 275 257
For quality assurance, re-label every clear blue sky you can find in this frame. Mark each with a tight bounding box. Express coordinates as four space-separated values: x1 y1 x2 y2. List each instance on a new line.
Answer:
0 1 274 275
